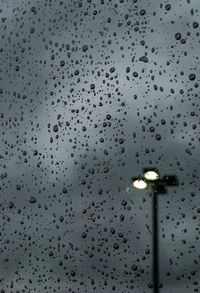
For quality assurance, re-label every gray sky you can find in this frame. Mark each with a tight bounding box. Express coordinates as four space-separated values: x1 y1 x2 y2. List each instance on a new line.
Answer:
0 0 200 292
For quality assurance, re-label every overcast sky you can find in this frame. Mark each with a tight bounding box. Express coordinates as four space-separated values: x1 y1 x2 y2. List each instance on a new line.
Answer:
0 0 200 292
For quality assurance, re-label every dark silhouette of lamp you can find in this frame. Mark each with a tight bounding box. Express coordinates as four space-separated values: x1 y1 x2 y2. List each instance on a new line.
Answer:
132 168 179 293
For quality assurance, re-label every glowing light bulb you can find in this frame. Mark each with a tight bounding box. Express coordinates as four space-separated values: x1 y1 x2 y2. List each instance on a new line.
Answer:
132 179 148 190
144 171 159 181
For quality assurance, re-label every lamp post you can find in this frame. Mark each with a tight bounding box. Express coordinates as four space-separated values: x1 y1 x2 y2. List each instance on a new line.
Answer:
131 168 179 293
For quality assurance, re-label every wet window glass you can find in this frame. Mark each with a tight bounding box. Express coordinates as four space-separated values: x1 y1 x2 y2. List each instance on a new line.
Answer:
0 0 199 292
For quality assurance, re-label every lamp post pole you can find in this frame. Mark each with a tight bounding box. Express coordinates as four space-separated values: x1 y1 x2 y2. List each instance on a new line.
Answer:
152 183 159 293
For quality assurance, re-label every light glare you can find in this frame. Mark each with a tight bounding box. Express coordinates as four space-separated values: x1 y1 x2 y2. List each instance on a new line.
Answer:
133 179 148 190
144 171 159 181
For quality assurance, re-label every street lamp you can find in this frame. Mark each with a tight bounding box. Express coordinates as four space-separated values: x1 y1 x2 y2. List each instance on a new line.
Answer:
131 168 179 293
